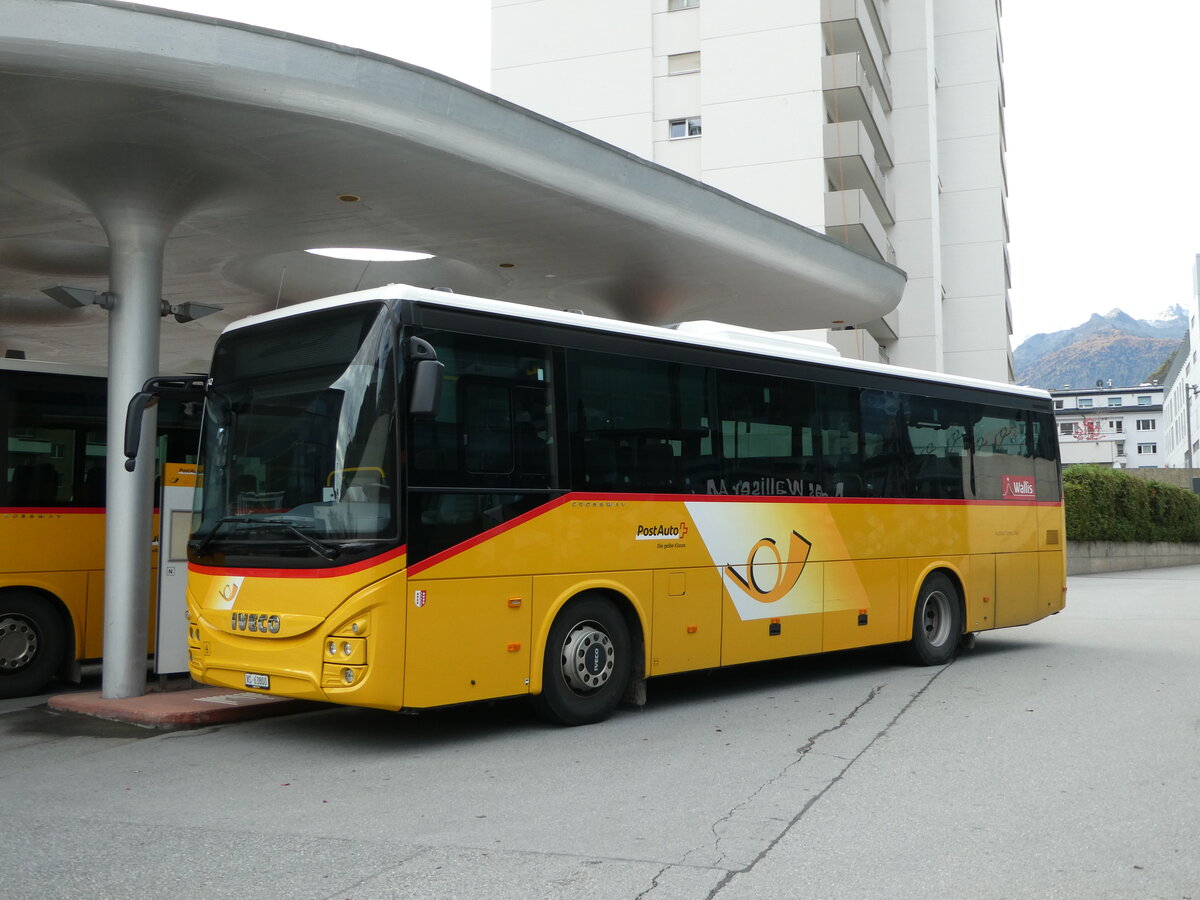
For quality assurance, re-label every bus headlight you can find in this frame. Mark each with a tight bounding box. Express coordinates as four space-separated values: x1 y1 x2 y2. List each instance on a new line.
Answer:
325 636 365 664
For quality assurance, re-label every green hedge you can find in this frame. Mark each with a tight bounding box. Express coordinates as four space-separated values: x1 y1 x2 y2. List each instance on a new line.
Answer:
1063 467 1200 543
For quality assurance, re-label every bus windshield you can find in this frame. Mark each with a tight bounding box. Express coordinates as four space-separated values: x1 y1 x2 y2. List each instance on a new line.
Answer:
190 302 398 564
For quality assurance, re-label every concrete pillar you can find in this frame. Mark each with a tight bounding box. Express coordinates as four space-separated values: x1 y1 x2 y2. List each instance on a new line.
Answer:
100 218 167 698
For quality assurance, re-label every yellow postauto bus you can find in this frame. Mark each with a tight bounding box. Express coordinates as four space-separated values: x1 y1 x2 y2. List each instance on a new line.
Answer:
0 357 200 697
171 286 1064 725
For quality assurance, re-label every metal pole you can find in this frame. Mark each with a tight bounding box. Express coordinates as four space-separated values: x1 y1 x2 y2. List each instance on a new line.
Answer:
100 218 166 699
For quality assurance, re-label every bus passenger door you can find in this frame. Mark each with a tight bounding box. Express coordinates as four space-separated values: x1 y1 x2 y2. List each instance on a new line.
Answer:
403 576 532 708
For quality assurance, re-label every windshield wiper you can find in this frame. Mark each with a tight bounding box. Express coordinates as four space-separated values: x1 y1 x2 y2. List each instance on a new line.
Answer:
189 516 340 560
189 516 243 557
255 519 341 561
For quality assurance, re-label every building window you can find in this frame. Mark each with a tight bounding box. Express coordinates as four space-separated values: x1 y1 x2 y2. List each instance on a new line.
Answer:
668 0 700 8
1107 420 1123 433
1116 441 1125 457
1059 422 1073 436
1077 398 1093 408
1137 396 1151 406
1137 442 1157 455
669 117 702 139
1107 396 1122 407
1054 400 1064 409
667 52 701 75
1136 419 1154 431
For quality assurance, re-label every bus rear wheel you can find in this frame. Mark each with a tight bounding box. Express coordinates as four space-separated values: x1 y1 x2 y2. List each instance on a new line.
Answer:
534 595 631 726
0 592 67 699
905 573 962 666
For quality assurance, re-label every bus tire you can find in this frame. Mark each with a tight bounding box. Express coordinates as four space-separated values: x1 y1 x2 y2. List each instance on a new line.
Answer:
534 594 631 726
0 592 67 699
905 573 962 666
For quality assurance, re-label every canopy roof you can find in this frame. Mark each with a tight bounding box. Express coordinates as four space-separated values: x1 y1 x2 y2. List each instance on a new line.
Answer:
0 0 904 370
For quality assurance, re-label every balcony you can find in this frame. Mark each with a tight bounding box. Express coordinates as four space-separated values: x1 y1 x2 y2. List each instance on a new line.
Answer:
825 189 895 264
822 51 893 167
821 0 891 110
823 120 893 225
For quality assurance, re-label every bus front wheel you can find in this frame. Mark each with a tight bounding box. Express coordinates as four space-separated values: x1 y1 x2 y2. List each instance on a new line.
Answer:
534 595 631 726
0 592 67 699
905 573 962 666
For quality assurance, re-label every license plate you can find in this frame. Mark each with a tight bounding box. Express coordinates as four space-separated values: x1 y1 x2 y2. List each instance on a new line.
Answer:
244 673 270 690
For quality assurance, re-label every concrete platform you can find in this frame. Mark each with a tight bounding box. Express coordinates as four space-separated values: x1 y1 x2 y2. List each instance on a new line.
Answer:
48 686 316 729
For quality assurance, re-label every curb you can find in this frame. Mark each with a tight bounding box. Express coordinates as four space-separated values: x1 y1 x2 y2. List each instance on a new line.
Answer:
48 687 316 729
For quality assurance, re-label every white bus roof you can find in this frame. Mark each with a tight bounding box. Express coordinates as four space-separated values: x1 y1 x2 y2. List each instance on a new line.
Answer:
0 356 108 379
224 285 1050 402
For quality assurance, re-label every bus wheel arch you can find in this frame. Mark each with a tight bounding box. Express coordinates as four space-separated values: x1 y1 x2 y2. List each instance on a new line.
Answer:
904 569 964 667
532 589 643 726
0 587 72 699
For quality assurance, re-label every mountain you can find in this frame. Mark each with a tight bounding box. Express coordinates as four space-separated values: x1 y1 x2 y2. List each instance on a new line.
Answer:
1014 306 1188 390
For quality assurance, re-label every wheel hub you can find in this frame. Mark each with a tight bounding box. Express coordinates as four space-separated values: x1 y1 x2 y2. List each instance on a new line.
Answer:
921 590 952 648
0 615 38 671
560 621 614 693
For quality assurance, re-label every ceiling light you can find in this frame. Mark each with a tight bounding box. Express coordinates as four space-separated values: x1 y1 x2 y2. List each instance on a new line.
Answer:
306 248 434 262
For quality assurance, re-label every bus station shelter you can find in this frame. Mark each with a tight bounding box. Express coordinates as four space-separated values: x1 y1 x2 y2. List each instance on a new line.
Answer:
0 0 905 698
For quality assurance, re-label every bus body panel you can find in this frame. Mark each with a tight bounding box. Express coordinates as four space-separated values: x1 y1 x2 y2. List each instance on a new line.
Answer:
403 574 532 708
963 553 996 632
185 491 1065 712
650 566 722 675
822 558 902 653
186 564 410 711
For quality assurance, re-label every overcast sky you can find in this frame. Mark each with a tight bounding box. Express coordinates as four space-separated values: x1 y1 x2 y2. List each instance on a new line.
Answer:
143 1 1200 347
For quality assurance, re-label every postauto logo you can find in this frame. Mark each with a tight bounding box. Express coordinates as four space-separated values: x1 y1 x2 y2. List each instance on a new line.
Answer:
635 521 688 541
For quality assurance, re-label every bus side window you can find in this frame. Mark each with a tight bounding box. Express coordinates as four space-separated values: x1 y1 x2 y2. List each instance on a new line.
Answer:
408 331 553 491
717 372 815 496
565 351 713 493
1031 411 1061 502
972 406 1035 500
815 384 862 497
860 389 913 498
905 396 968 500
461 379 514 475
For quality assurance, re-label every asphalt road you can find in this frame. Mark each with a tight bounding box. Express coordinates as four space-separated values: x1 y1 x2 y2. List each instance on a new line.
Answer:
2 567 1197 900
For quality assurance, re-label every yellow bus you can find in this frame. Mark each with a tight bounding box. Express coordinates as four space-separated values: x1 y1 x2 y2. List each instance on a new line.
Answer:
172 286 1064 725
0 357 200 697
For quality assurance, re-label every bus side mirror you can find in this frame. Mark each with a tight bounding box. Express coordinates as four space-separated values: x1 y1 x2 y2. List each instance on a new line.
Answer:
407 337 444 418
123 391 160 472
123 375 209 472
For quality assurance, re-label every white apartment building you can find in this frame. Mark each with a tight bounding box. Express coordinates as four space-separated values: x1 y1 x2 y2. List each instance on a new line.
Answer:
1051 385 1165 469
492 0 1013 381
1161 255 1200 478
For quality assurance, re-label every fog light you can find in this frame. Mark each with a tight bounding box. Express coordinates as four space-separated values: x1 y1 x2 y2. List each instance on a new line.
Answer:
343 668 355 684
342 641 352 656
328 641 337 656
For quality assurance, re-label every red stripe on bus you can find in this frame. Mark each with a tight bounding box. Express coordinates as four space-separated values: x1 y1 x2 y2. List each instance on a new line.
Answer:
0 507 105 514
560 492 1061 508
406 494 575 576
189 544 407 579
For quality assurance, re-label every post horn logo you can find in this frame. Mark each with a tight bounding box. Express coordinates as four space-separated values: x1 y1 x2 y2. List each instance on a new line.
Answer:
726 531 812 603
219 583 239 603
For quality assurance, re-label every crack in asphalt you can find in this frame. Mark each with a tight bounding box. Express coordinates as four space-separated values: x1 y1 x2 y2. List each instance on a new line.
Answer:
700 683 883 872
689 664 952 899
